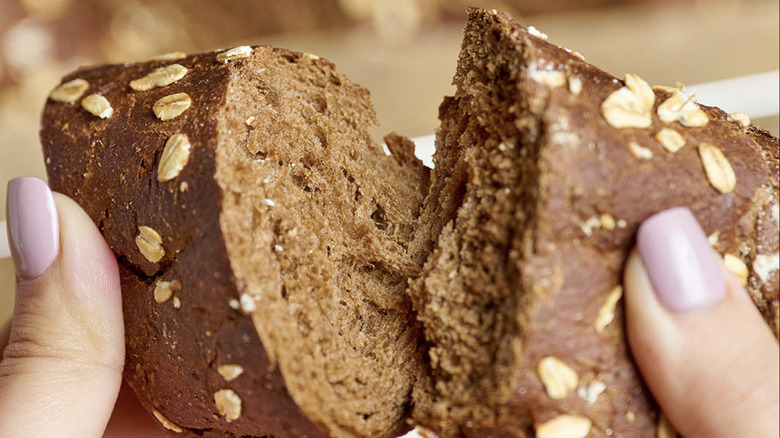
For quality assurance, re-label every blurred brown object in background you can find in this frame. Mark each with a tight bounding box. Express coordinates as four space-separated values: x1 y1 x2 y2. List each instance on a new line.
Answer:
0 0 693 149
0 0 355 92
1 0 684 92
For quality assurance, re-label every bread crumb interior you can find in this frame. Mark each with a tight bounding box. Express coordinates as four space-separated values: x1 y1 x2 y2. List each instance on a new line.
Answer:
408 11 544 435
216 47 423 438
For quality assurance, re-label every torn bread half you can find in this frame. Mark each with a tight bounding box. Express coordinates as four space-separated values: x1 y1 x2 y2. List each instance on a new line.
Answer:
407 8 779 438
42 46 429 438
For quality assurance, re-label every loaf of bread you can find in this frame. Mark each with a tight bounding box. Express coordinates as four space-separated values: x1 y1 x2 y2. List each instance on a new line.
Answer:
41 46 428 437
407 8 779 438
40 7 778 438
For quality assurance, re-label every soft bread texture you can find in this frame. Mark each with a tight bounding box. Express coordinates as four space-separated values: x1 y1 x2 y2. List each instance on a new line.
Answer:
408 8 779 438
42 46 427 437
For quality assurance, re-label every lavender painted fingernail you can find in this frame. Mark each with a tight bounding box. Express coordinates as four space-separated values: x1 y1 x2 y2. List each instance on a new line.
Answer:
637 207 725 313
6 177 59 279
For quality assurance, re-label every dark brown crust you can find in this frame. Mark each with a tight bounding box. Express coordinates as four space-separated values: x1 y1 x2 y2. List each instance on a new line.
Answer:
42 51 330 437
409 7 779 438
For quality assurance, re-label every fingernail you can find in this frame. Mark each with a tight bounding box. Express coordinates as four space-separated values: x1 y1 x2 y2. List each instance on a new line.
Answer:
637 207 725 312
6 177 59 279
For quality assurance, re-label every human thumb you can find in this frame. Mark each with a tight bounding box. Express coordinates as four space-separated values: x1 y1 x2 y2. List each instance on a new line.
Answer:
0 177 123 437
625 207 779 438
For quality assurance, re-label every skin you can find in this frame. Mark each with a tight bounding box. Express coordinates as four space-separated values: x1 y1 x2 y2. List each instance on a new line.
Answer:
624 250 779 438
0 193 164 437
0 193 777 436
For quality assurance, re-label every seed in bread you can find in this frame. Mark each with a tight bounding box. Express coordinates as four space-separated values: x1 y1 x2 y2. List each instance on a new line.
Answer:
129 63 188 91
49 78 89 104
81 93 113 118
153 93 192 121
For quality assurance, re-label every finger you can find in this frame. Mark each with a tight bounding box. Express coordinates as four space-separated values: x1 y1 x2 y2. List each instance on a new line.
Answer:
0 177 124 438
625 207 779 438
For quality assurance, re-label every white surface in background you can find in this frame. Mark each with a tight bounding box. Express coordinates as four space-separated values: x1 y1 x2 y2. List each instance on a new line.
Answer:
0 221 8 259
398 428 424 438
411 134 436 168
687 70 779 119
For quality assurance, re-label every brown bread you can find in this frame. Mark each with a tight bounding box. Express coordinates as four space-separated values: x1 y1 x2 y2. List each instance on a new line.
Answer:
407 8 779 438
41 46 427 437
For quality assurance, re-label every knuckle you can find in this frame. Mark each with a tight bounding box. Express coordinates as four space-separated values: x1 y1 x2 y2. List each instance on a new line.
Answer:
0 316 123 378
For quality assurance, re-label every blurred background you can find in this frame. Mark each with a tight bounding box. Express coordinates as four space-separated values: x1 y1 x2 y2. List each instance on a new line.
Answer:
0 0 778 326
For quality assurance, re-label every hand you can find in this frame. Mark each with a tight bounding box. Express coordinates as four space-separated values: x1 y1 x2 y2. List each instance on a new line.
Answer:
0 177 164 437
624 207 779 437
